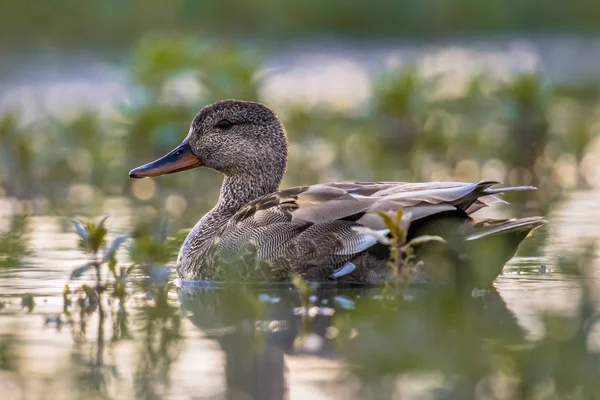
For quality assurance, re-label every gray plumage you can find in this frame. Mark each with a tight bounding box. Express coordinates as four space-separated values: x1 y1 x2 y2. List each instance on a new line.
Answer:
132 99 546 284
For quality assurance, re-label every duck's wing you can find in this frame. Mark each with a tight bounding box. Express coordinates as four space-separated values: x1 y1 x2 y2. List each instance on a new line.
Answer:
208 181 536 280
236 180 533 228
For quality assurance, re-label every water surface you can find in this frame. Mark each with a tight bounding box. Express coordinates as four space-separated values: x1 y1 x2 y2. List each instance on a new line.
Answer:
1 187 599 399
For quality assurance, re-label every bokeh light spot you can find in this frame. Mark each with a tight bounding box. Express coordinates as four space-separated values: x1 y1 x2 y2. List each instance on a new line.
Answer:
165 194 187 217
131 179 156 201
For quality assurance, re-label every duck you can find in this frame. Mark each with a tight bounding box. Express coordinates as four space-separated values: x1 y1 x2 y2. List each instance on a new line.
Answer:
129 99 546 286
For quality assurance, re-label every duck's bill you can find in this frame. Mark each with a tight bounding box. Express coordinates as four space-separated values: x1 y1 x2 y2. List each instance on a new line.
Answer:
129 140 202 179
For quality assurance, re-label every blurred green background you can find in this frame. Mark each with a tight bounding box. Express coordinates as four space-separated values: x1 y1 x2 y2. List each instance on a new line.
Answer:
2 0 600 229
3 0 600 53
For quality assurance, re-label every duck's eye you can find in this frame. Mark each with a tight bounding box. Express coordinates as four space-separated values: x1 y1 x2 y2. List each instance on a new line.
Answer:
216 119 233 130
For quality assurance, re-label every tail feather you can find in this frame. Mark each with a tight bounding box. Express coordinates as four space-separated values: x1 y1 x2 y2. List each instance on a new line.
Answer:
457 183 537 212
466 216 547 241
483 185 538 195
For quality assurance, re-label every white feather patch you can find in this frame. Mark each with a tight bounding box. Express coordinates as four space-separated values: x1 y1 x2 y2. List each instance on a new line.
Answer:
350 227 391 245
331 262 356 278
333 228 391 255
349 193 373 199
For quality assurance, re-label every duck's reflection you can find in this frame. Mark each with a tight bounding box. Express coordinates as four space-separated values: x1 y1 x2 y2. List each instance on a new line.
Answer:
178 282 524 400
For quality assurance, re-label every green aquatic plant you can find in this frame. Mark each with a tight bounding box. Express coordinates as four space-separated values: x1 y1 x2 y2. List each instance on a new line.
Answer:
499 73 551 177
129 220 181 267
356 209 445 287
62 284 72 315
20 294 34 313
0 110 35 197
292 274 315 301
59 216 185 397
131 34 199 94
0 333 19 372
128 220 185 284
70 216 129 288
133 277 183 399
371 67 436 154
195 44 263 102
373 66 435 119
63 216 132 391
69 215 130 347
0 213 30 268
0 39 594 220
369 66 450 180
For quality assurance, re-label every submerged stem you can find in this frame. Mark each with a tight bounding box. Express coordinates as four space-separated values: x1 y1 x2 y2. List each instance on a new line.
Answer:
97 290 104 366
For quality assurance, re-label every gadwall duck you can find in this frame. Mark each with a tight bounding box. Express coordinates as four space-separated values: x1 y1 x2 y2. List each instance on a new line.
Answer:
130 100 546 285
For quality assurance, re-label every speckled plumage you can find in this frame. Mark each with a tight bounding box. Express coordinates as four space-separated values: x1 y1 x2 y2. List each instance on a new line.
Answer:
136 100 546 284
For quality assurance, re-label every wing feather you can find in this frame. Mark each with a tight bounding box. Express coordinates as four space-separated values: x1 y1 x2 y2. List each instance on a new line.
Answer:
213 181 537 276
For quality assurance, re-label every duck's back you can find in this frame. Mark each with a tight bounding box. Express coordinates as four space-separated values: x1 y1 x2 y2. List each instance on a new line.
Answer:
189 181 544 284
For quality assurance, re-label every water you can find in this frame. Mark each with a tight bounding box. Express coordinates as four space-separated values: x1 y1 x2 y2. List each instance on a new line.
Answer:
0 187 598 399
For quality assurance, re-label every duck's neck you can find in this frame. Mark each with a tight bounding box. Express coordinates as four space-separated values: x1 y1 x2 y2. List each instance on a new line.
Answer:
215 171 281 215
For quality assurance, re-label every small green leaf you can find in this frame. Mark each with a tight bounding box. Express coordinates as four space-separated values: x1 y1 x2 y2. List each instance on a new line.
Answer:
98 215 110 229
108 258 117 277
395 208 404 223
87 218 108 253
376 211 399 238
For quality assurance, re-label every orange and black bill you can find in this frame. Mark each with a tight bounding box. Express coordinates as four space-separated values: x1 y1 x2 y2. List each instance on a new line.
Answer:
129 139 202 179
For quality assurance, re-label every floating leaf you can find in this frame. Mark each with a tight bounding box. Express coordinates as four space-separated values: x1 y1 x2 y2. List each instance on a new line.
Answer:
70 262 94 279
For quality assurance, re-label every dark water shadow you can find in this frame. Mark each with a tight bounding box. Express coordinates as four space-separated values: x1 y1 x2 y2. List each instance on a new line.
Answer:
177 281 524 400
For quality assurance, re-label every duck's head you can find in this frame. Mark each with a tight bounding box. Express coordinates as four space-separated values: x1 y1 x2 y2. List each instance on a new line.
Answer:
129 100 288 180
